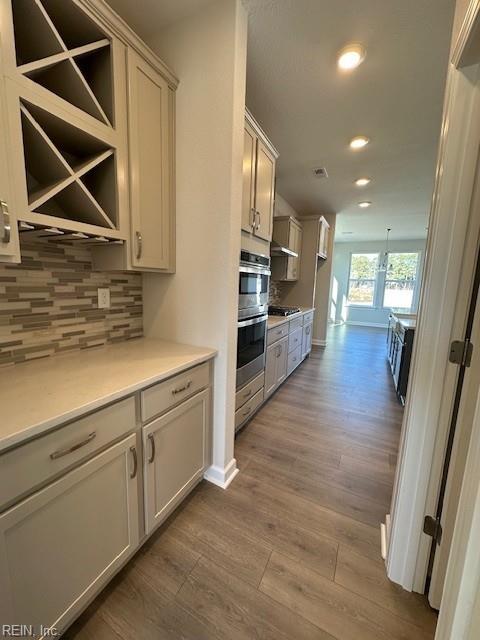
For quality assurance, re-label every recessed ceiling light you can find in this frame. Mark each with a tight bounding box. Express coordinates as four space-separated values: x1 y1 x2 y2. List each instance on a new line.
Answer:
337 44 366 71
358 201 372 208
350 136 370 150
355 177 371 187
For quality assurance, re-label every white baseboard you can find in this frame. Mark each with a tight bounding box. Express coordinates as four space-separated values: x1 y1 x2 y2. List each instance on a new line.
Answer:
204 458 239 489
312 339 327 347
346 320 388 329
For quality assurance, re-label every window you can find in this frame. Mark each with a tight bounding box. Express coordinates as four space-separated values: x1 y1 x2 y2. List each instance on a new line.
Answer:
383 252 419 311
347 253 378 306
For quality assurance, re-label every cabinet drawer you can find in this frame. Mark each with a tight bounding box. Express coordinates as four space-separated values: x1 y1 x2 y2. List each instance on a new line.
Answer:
0 397 136 510
141 362 209 423
289 316 303 333
303 310 314 325
288 326 303 353
235 388 263 430
236 371 264 410
267 323 289 345
287 345 302 376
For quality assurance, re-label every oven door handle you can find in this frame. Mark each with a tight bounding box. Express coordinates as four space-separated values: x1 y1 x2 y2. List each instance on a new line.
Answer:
239 265 271 276
237 314 268 328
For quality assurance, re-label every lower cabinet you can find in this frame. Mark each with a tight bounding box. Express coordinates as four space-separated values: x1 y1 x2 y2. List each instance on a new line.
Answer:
302 322 313 358
143 389 209 534
265 335 288 399
287 345 302 376
0 434 139 636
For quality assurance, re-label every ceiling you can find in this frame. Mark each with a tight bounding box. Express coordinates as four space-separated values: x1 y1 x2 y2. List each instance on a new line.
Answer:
106 0 454 243
244 0 455 242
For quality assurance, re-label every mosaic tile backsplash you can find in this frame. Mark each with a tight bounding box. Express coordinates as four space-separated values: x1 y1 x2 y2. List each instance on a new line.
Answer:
0 240 143 367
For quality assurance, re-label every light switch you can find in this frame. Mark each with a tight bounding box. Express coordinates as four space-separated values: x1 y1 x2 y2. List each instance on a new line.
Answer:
97 288 111 309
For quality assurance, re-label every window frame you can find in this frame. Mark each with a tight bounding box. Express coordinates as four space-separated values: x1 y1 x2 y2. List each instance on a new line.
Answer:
346 252 380 308
381 251 421 312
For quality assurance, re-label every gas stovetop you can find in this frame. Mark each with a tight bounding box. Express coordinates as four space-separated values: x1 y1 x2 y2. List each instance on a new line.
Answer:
268 305 301 317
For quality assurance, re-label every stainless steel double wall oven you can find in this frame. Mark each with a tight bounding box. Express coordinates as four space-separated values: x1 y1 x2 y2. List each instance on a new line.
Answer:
236 251 270 388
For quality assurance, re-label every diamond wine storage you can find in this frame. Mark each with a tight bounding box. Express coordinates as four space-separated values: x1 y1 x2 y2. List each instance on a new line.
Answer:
0 0 176 271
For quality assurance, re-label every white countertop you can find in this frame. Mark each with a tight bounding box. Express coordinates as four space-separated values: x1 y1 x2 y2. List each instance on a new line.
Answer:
267 307 315 329
0 338 216 454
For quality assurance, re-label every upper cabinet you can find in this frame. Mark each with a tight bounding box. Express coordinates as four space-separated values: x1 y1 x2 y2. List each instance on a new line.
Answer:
0 0 177 272
127 50 175 271
271 216 303 281
241 109 278 243
0 46 19 263
317 215 330 259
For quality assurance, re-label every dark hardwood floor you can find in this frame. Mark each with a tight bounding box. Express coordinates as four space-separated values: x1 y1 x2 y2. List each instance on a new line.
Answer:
67 325 436 640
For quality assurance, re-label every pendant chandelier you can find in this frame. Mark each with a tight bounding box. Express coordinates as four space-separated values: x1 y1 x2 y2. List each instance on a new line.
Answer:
378 228 391 272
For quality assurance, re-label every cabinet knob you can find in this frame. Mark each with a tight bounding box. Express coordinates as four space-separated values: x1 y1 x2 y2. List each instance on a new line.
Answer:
135 230 143 260
1 200 11 245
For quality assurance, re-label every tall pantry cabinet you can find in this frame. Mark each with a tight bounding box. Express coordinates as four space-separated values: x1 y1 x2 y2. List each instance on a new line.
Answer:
0 0 177 272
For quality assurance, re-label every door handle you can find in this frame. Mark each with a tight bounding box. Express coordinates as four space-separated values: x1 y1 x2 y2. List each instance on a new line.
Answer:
250 207 256 230
148 433 156 463
1 200 11 244
130 446 138 478
255 210 261 230
135 230 142 260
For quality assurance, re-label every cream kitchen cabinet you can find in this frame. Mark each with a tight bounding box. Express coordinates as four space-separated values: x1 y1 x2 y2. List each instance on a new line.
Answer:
302 321 313 359
0 433 140 637
271 216 303 281
0 0 177 272
242 109 278 242
264 335 288 399
143 388 210 534
126 49 175 271
0 45 19 263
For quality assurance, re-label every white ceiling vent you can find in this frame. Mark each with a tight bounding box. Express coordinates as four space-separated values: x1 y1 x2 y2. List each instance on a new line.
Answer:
312 167 328 178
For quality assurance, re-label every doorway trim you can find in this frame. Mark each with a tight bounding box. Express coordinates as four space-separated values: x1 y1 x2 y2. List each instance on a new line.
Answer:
387 0 480 594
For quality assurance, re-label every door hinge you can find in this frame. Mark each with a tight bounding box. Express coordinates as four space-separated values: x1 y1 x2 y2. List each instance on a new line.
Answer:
449 339 473 367
424 515 443 545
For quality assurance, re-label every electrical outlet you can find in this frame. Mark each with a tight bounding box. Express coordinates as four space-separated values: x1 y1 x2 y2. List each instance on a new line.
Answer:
97 288 111 309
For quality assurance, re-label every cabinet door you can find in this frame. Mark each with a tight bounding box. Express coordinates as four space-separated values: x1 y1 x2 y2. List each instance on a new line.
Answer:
302 322 313 358
0 434 139 636
143 389 209 534
242 122 256 233
128 49 174 270
264 341 278 399
276 336 288 386
254 139 275 241
0 51 19 262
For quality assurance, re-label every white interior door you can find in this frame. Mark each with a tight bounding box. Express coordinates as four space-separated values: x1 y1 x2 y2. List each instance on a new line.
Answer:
428 225 480 609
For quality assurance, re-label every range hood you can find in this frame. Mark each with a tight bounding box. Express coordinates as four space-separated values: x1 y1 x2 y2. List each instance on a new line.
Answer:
270 241 298 258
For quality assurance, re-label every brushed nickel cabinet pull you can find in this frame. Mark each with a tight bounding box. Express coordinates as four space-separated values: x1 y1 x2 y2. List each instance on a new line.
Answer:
130 446 138 478
255 210 261 230
250 207 256 229
172 380 192 395
50 432 96 459
242 388 253 400
1 200 11 244
147 433 155 464
243 407 252 417
135 230 142 259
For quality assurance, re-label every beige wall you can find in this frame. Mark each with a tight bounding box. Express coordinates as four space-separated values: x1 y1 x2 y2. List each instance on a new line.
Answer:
274 193 298 218
313 213 336 344
142 0 247 484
